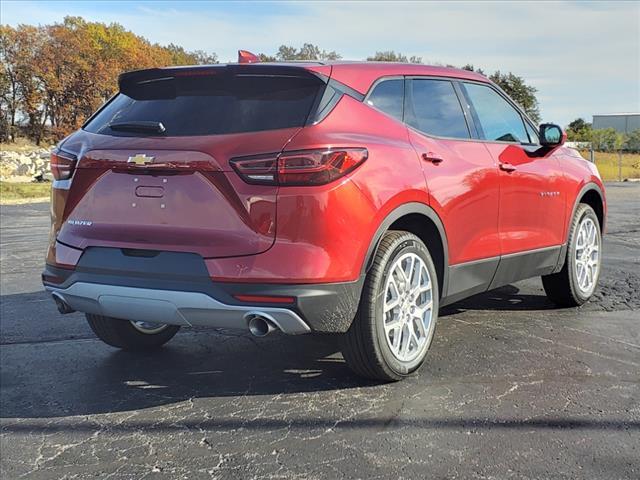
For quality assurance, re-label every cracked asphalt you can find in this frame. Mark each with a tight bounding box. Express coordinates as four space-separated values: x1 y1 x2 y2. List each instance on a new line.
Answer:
1 183 639 479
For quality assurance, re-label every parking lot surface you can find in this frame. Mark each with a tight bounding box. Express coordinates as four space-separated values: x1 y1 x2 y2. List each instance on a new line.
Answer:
1 183 639 479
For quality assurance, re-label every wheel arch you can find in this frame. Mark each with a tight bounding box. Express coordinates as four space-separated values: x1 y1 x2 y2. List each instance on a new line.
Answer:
553 182 605 274
363 203 449 298
576 184 605 232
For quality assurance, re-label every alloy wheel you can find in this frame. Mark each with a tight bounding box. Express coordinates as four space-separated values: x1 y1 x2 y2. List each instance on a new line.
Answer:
382 252 434 362
574 216 600 294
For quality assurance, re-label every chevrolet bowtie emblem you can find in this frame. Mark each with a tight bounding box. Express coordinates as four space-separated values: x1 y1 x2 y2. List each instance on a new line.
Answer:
127 154 154 165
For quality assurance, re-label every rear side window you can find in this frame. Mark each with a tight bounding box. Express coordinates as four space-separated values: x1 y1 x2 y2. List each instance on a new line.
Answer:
84 74 323 136
463 82 528 143
366 79 404 121
406 79 470 139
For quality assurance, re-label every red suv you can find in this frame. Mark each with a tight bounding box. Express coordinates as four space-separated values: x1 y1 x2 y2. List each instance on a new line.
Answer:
43 59 606 381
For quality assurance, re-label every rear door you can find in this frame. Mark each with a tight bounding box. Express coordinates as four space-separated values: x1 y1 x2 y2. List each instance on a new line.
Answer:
404 77 501 301
405 77 501 264
58 67 326 258
460 81 566 254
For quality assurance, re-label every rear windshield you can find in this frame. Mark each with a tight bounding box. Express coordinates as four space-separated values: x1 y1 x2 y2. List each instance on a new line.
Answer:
84 73 323 136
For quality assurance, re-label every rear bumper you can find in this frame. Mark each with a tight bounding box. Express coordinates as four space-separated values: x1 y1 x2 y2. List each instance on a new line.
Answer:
45 282 310 334
42 247 362 333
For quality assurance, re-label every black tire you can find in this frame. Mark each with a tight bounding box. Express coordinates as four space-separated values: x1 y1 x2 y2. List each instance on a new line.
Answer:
86 314 180 351
341 231 439 381
542 204 602 307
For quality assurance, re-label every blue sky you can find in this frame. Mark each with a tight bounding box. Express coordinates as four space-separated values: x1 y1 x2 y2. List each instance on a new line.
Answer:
2 0 638 126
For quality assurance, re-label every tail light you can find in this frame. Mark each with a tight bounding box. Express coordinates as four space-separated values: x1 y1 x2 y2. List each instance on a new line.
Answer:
230 148 368 186
50 149 77 180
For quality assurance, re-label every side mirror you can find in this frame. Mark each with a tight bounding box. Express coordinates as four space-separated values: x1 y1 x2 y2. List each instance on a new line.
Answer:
539 123 566 147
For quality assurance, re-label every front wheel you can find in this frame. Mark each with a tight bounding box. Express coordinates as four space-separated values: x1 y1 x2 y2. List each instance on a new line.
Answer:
86 314 180 351
341 231 439 381
542 203 602 307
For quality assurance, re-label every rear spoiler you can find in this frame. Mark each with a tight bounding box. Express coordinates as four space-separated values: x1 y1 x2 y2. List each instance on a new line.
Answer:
117 64 331 97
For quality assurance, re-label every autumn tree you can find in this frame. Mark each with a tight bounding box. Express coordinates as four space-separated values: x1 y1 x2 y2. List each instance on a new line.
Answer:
0 26 19 140
0 25 46 142
0 17 217 142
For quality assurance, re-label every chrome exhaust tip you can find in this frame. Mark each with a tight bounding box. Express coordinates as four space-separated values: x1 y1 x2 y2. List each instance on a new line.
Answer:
52 292 75 314
246 313 277 337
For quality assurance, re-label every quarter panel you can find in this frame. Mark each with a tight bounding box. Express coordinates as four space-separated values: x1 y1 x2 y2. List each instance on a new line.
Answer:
206 96 429 283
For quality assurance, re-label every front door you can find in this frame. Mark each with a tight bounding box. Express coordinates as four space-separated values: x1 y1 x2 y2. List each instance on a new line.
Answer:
460 81 566 255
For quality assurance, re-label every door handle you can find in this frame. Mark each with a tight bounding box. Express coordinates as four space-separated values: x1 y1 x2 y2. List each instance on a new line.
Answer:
422 152 444 164
499 162 516 172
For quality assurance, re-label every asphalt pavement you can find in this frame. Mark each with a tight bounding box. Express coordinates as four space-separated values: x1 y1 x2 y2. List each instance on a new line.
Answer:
1 183 639 479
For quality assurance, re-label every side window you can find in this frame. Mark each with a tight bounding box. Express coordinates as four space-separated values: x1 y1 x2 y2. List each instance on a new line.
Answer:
525 121 539 144
463 82 528 143
366 79 404 121
406 79 470 139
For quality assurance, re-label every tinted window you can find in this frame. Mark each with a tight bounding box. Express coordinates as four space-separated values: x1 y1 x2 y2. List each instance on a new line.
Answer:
366 79 403 121
463 83 528 143
406 79 469 138
85 74 322 136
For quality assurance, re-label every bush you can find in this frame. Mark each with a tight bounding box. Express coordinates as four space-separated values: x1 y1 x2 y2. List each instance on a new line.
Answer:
626 129 640 153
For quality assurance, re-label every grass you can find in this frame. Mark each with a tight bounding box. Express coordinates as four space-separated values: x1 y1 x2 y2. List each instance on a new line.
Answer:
0 138 52 153
582 150 640 181
0 181 51 204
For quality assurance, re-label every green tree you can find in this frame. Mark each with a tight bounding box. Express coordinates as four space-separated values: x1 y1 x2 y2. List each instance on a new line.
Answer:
591 128 618 152
461 65 540 124
489 71 540 124
191 50 218 65
367 51 422 63
567 118 590 131
258 53 277 62
625 129 640 153
272 43 341 61
566 118 593 142
166 44 218 65
461 64 484 75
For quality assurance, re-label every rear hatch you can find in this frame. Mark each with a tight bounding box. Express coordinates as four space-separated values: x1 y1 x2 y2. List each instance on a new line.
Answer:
57 65 328 258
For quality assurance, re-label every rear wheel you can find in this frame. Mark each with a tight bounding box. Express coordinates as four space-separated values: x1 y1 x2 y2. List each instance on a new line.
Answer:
542 203 602 307
86 314 180 350
341 231 439 381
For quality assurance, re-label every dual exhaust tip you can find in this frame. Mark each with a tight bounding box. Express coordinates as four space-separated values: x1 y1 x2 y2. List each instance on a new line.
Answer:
52 292 280 337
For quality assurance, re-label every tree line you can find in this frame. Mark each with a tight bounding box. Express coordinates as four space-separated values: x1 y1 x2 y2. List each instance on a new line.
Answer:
0 17 216 144
566 118 640 153
2 16 541 144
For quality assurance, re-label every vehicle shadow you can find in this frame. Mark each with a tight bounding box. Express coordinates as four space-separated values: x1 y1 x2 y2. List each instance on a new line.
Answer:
1 283 557 420
0 325 379 419
441 284 557 316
